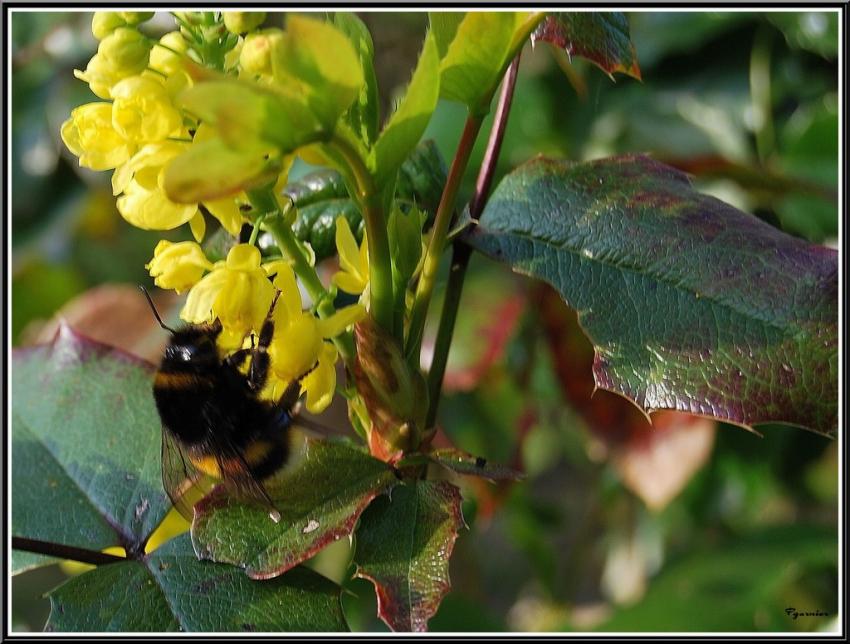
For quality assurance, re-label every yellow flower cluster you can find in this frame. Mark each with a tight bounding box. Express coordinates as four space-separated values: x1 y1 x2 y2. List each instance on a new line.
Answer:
62 12 372 417
60 14 244 241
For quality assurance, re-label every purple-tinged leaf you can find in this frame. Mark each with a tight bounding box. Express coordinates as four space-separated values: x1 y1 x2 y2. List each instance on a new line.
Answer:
467 154 837 436
533 13 641 80
12 324 170 572
354 481 463 632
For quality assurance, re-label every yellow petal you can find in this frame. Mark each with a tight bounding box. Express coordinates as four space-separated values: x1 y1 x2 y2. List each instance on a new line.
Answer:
332 272 367 296
189 211 206 242
266 261 301 322
204 196 245 235
335 217 362 278
117 181 198 229
301 343 338 414
180 269 227 324
317 303 365 338
225 243 262 270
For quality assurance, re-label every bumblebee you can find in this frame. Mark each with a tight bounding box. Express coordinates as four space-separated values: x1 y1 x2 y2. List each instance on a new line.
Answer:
142 287 301 523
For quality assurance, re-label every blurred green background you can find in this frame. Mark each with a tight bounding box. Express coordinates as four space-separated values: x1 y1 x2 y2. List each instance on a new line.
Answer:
11 11 839 633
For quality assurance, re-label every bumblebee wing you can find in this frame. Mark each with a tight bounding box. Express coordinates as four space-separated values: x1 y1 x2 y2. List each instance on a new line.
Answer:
160 428 217 521
219 453 282 523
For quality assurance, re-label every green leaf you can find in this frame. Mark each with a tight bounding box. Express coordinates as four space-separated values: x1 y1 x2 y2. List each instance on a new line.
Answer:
12 550 57 576
373 33 440 188
178 79 322 153
280 140 447 261
191 437 396 580
334 12 380 145
428 448 523 482
353 481 464 632
46 534 348 632
275 14 365 130
163 138 280 204
388 204 426 290
467 154 838 436
532 12 642 80
428 12 465 58
12 324 170 569
436 12 545 115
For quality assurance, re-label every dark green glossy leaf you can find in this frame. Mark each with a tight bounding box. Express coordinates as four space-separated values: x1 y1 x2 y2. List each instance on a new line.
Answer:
192 437 396 580
353 481 463 632
428 448 523 482
46 534 347 632
12 551 57 576
281 140 447 261
532 13 641 80
468 154 838 436
12 324 170 570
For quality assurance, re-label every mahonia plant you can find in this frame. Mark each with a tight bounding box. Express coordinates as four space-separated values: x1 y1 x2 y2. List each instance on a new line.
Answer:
14 9 835 633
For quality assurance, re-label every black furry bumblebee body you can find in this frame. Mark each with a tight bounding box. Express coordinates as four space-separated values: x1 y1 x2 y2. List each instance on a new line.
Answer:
144 289 298 522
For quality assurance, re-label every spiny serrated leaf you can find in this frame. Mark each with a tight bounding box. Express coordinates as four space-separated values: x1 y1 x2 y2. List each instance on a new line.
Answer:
46 534 347 632
191 437 395 580
467 154 837 436
532 12 641 80
354 481 463 632
12 324 170 572
428 448 523 482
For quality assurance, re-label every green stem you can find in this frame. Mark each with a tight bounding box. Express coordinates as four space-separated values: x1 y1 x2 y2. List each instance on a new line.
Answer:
425 54 522 429
328 133 395 337
247 188 354 362
405 114 484 364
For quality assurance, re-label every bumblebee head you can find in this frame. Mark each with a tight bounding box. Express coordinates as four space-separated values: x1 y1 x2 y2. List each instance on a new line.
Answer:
162 325 221 372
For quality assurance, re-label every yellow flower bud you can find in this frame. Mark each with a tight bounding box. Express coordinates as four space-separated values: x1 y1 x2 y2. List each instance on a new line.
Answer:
239 29 283 77
91 12 126 40
223 12 266 35
149 31 190 76
98 27 151 78
146 240 213 294
74 53 124 99
110 76 182 143
60 102 134 170
118 11 155 25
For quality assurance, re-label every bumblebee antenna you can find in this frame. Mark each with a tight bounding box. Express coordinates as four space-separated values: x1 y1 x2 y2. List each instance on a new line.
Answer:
138 285 176 334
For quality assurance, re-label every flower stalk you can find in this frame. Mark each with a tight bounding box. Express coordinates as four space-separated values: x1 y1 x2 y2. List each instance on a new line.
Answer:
424 54 522 429
405 113 485 364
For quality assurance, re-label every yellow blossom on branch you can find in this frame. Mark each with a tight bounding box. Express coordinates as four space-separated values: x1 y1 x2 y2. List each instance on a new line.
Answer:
146 240 213 293
60 102 135 170
181 244 275 348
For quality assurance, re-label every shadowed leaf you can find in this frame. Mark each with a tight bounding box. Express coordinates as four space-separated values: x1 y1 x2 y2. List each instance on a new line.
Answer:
468 154 838 436
191 437 396 580
46 534 347 632
354 481 463 632
12 324 170 573
428 448 523 482
533 13 641 80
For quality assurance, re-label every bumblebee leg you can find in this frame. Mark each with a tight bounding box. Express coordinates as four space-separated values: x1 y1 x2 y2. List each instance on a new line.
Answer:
246 291 281 391
224 348 253 370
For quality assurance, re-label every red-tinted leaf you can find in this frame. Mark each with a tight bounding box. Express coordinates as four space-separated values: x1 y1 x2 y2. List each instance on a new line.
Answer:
354 481 463 632
191 437 396 580
537 285 717 510
470 154 838 437
533 13 642 80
